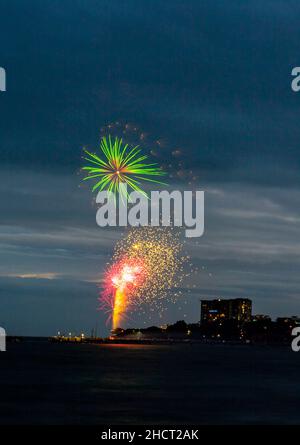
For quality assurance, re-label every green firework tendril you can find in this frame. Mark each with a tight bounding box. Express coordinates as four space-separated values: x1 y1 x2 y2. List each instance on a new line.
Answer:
82 135 167 198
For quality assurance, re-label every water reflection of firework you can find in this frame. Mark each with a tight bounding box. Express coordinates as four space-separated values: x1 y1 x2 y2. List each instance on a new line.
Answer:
100 227 188 330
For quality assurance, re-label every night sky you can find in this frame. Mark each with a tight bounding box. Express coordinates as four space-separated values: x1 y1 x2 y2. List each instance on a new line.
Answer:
0 0 300 336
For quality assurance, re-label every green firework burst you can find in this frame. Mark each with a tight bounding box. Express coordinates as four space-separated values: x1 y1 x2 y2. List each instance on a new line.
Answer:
82 135 167 197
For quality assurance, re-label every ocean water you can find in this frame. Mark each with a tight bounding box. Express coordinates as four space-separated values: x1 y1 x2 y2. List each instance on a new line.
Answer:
0 341 300 425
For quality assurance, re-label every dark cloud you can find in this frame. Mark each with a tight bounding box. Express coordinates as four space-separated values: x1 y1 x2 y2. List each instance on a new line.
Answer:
0 169 299 335
0 275 107 337
0 1 300 184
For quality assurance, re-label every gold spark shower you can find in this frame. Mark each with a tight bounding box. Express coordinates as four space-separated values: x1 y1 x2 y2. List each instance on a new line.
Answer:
100 227 188 330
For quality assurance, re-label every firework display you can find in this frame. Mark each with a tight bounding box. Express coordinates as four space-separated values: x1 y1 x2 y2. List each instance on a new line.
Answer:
100 227 188 330
82 135 166 198
98 121 199 186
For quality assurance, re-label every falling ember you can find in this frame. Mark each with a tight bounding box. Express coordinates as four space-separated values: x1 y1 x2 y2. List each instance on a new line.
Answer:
100 227 188 330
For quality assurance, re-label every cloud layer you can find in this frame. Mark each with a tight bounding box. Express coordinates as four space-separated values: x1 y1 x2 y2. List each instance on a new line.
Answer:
0 1 300 334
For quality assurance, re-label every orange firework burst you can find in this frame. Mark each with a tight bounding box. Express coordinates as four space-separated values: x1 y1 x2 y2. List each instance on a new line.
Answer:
102 258 146 330
100 227 188 330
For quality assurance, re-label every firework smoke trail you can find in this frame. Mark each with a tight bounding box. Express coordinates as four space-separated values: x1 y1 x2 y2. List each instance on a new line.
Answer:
112 289 125 331
101 227 188 330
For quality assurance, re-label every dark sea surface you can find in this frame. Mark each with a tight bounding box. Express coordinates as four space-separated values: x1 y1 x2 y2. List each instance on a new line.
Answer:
0 341 300 425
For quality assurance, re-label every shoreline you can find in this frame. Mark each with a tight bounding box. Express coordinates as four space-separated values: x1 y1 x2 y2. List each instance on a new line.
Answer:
6 336 292 347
